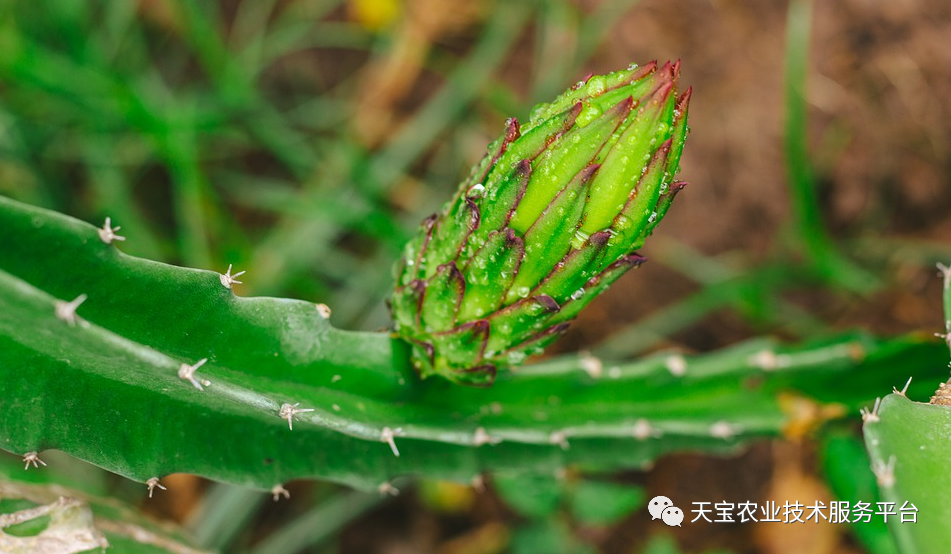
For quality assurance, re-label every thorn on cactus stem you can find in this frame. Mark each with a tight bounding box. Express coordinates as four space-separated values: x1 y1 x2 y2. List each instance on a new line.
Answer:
893 376 913 397
23 451 46 470
178 358 209 391
471 474 486 493
55 293 88 327
381 427 402 457
860 397 882 423
665 354 687 377
279 402 314 430
219 264 245 289
473 427 500 447
872 455 897 488
146 477 166 498
378 482 399 496
935 331 951 350
271 485 290 502
749 350 780 371
631 419 659 440
97 217 125 245
709 421 737 440
936 262 951 280
549 431 569 450
579 352 602 379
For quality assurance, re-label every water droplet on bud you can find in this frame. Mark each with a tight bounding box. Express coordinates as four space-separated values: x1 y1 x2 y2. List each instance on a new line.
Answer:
507 351 527 364
586 75 607 95
571 229 590 250
575 103 603 128
467 183 485 198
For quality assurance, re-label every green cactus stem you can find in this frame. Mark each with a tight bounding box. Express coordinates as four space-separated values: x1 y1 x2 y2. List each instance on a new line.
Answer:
861 263 951 554
3 196 944 493
392 61 691 385
862 394 951 554
0 459 212 553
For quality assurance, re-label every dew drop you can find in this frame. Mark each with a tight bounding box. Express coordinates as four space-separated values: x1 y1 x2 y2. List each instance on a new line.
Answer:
467 183 485 198
586 75 607 96
575 103 603 128
507 351 527 364
570 288 585 301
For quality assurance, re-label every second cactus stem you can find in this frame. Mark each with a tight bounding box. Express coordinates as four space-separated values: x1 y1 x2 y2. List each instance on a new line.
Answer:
861 264 951 554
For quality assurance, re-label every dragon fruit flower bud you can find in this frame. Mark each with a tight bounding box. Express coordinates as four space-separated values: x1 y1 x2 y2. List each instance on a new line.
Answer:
392 61 691 386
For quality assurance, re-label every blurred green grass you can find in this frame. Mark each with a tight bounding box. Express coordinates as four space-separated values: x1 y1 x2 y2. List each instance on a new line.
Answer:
0 0 650 332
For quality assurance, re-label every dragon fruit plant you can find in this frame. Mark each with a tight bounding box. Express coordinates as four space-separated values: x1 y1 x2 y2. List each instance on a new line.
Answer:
4 60 940 551
392 61 691 386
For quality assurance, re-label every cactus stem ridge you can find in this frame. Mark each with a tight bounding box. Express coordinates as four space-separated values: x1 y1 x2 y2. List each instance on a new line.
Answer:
22 451 46 470
54 293 88 327
146 477 166 498
219 264 245 289
97 216 125 245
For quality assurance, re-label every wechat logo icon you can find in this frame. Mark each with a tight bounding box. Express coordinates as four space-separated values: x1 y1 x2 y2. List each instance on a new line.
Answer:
649 496 683 527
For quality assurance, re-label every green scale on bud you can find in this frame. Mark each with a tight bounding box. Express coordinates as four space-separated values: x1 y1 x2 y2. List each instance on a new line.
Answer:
392 61 691 386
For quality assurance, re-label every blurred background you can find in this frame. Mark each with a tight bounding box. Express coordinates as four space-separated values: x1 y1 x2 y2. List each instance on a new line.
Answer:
1 0 950 552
